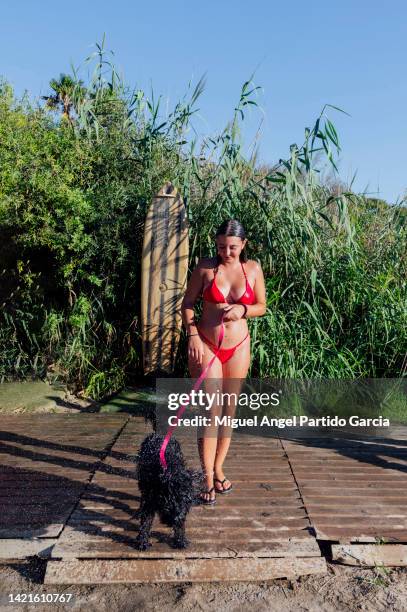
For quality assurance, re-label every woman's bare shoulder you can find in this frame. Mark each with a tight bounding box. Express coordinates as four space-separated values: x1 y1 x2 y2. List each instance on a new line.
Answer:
246 259 263 274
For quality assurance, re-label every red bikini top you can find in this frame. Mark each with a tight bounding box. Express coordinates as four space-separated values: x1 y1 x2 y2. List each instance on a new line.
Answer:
203 261 255 305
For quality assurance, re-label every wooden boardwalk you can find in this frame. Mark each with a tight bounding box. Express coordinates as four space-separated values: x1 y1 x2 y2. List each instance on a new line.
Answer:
1 414 407 582
280 427 407 543
0 414 126 539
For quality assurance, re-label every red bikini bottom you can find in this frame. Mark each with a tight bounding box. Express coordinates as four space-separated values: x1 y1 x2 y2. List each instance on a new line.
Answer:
198 328 249 364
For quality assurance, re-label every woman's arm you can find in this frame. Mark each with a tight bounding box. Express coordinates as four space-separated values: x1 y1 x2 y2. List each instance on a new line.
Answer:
245 261 266 318
181 260 205 334
181 260 206 366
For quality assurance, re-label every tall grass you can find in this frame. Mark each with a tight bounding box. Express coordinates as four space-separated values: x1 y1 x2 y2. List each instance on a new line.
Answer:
0 41 405 397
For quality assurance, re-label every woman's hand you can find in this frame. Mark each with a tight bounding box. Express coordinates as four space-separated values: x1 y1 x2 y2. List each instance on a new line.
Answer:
188 335 204 365
222 304 246 322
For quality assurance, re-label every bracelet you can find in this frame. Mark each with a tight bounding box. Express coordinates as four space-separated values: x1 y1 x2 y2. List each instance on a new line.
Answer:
188 333 199 337
241 304 248 318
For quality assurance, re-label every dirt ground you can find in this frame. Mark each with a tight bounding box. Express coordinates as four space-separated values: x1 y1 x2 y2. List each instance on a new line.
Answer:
48 391 100 413
0 558 407 612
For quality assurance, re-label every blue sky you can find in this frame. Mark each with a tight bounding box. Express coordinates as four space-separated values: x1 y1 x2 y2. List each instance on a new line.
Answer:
1 0 406 203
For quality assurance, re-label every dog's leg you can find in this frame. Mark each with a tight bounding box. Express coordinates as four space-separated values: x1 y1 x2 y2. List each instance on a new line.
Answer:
173 518 189 549
135 509 154 551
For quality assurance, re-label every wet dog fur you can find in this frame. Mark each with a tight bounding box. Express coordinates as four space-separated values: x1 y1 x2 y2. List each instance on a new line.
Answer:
135 433 200 550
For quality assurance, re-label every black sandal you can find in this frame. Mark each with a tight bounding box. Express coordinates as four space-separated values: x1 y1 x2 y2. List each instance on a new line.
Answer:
214 477 233 494
200 486 216 505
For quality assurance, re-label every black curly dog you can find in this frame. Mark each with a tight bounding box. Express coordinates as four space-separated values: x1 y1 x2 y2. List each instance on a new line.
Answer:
135 433 200 550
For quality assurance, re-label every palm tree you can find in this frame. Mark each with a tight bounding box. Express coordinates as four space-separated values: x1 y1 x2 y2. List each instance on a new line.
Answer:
42 74 86 124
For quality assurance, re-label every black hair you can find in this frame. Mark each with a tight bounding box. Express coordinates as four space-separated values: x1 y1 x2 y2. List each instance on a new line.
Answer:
215 219 248 263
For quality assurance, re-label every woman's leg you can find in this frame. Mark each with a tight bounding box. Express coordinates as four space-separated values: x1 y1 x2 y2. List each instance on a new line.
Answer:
188 340 223 503
214 336 251 492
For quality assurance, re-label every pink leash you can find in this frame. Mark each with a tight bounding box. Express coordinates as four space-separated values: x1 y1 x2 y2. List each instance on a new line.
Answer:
159 313 225 469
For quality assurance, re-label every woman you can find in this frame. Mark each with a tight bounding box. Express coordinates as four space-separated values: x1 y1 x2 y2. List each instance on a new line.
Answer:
181 219 266 504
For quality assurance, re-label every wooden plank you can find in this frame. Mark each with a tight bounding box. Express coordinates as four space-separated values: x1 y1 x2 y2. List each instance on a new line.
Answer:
0 495 81 508
76 491 300 507
297 475 407 482
291 460 407 466
0 510 72 522
302 496 407 504
57 529 313 545
332 544 407 566
315 526 407 543
60 518 313 533
281 446 407 452
44 557 327 583
302 490 407 498
288 453 407 459
0 475 89 485
87 477 297 486
69 502 302 521
0 487 84 498
63 514 308 532
0 524 64 538
62 526 312 542
91 475 295 484
300 483 407 490
50 539 321 560
0 468 95 477
75 505 307 521
308 509 407 518
61 524 311 539
313 517 407 527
